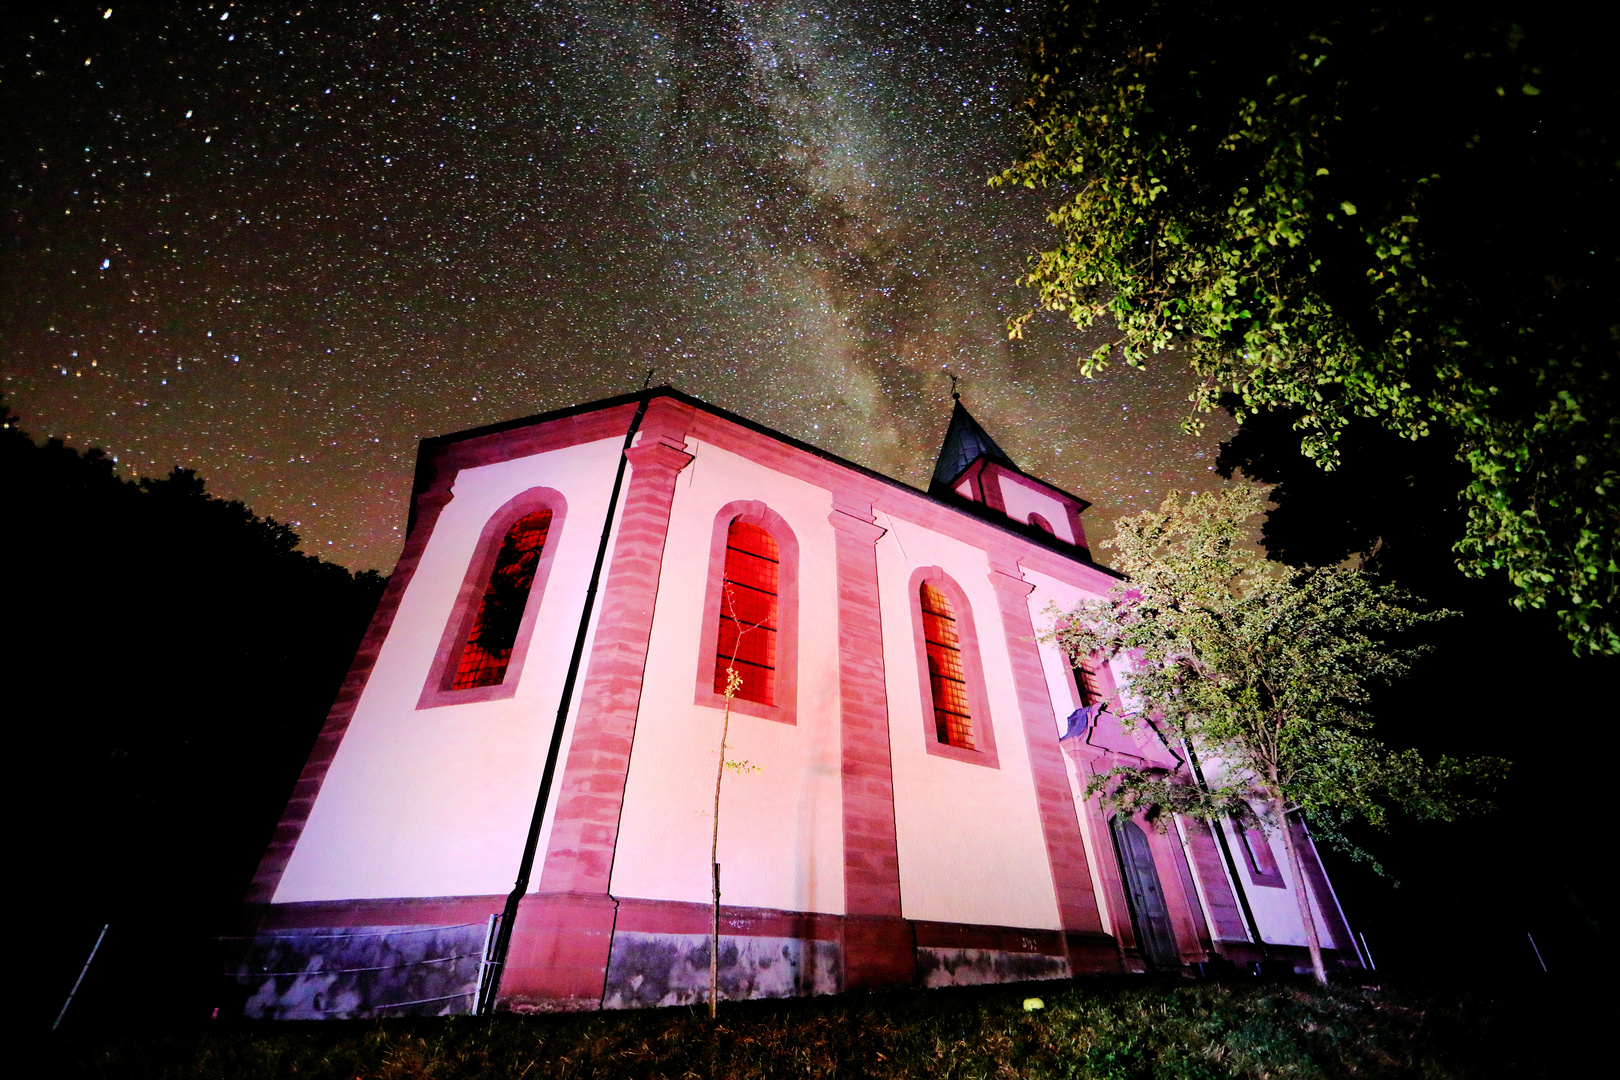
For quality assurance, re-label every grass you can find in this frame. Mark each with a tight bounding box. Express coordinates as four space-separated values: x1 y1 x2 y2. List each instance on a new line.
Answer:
42 976 1580 1079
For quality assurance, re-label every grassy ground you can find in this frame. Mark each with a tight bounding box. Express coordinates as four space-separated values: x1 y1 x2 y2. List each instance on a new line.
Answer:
41 976 1583 1079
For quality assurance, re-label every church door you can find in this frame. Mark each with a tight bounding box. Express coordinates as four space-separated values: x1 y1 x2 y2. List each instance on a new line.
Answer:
1110 815 1181 970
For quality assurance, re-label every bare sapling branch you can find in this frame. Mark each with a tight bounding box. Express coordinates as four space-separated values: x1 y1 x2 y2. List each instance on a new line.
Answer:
709 584 764 1019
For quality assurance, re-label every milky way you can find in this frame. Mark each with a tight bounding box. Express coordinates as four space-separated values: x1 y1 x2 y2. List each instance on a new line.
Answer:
3 1 1233 570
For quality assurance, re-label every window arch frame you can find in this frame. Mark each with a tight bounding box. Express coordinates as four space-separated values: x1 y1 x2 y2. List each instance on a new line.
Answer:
1058 622 1119 719
907 566 999 768
1231 810 1286 888
417 486 569 709
694 500 800 725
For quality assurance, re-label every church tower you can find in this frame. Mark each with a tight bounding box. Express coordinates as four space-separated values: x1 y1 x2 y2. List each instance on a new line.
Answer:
929 396 1092 557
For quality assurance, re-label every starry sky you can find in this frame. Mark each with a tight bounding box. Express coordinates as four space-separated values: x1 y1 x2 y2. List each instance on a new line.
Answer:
3 1 1233 571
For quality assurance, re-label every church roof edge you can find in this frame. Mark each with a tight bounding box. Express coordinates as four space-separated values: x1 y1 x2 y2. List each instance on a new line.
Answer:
415 386 1116 576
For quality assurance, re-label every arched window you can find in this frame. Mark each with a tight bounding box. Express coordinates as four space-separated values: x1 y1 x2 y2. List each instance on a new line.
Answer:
419 487 568 709
920 582 974 749
695 501 799 723
1028 512 1055 536
1233 813 1285 887
714 519 779 705
1073 653 1106 707
907 567 999 767
453 509 553 689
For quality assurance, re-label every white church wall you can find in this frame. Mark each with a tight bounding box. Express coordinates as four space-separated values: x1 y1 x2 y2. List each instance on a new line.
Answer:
1219 818 1341 949
274 436 628 903
1190 752 1342 952
994 473 1078 544
874 514 1063 931
610 437 847 915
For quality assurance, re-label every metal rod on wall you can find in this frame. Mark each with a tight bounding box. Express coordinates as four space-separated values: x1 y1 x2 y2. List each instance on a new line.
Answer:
53 924 108 1031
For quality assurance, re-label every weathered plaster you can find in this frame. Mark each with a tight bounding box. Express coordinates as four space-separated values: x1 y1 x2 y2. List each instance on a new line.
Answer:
231 923 487 1020
602 932 841 1008
916 947 1070 988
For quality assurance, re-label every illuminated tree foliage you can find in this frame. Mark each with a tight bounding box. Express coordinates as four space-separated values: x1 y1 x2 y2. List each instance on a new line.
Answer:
997 0 1618 654
1053 488 1506 983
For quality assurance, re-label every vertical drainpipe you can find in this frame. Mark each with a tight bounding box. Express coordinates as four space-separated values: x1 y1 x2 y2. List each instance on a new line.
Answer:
476 391 654 1014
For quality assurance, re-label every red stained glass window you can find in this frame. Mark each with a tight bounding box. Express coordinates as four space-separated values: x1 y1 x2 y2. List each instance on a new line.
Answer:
452 509 553 690
920 582 974 749
1073 654 1105 707
715 519 779 705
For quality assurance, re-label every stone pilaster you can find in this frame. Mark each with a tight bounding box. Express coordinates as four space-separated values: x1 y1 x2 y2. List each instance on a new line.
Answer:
985 550 1113 970
828 496 914 989
500 402 694 1010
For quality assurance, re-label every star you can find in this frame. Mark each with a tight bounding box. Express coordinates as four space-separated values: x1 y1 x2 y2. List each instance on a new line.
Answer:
2 1 1233 570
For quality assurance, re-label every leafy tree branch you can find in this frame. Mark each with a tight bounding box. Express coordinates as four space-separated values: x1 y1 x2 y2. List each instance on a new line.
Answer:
999 0 1618 653
1051 486 1507 982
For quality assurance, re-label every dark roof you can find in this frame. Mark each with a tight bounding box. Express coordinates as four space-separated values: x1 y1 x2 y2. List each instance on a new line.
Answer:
930 400 1017 489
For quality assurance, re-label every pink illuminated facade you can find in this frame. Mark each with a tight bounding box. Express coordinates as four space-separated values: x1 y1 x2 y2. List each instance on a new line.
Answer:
233 389 1362 1018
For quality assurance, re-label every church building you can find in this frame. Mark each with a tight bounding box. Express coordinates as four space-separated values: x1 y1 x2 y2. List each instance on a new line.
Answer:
232 387 1362 1017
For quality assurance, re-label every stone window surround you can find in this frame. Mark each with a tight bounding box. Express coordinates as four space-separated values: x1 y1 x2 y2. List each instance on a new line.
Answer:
1232 814 1287 889
907 565 1000 770
693 499 801 725
416 486 570 710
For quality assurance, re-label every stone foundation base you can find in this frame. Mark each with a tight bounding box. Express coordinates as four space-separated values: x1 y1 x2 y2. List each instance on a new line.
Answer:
237 894 1122 1015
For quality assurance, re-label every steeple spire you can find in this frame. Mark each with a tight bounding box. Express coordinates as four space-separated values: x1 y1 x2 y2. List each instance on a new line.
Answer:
931 398 1016 490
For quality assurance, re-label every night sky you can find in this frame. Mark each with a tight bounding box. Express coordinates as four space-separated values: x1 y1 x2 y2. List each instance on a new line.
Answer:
3 1 1233 572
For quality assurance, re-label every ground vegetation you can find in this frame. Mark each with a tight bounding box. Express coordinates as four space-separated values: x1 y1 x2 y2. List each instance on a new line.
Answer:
39 977 1598 1079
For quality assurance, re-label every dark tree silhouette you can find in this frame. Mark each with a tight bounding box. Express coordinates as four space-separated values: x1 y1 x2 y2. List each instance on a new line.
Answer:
2 402 386 1028
1217 409 1616 979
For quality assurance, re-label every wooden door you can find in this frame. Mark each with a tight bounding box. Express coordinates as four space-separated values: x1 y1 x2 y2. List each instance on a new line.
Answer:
1110 815 1181 970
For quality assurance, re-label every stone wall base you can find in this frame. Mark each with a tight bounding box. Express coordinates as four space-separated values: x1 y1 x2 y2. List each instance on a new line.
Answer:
238 894 1127 1015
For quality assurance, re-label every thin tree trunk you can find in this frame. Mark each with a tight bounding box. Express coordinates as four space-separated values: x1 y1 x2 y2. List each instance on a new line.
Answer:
708 586 759 1020
1274 797 1328 985
710 685 734 1020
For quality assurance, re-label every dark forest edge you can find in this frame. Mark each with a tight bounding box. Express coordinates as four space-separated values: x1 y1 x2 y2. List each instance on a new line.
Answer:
2 401 386 1030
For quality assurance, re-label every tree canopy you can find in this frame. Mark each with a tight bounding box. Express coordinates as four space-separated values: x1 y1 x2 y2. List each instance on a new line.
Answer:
1053 487 1506 981
996 0 1618 654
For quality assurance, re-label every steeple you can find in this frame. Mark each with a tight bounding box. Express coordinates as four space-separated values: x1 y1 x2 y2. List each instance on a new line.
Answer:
931 398 1016 490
